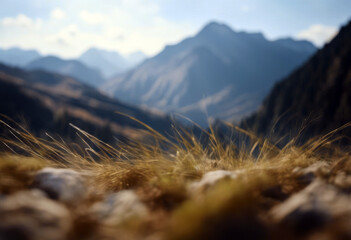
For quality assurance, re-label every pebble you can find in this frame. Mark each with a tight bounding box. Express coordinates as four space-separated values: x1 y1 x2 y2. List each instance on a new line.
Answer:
0 190 71 240
189 170 242 193
90 190 149 226
33 167 86 204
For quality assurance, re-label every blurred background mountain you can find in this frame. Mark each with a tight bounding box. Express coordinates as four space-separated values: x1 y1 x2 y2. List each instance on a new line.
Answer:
0 48 41 67
0 0 350 144
0 63 173 143
103 22 316 126
242 20 351 143
79 48 146 78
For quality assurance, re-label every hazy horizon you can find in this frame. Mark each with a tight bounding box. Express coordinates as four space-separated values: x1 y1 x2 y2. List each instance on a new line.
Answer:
1 0 350 59
0 20 330 60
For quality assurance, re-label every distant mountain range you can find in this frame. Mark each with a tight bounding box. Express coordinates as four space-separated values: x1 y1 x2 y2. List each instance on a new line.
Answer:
1 20 349 145
79 48 146 78
0 47 41 67
127 51 147 66
0 47 146 86
242 20 351 142
0 63 173 143
103 21 317 126
25 56 106 87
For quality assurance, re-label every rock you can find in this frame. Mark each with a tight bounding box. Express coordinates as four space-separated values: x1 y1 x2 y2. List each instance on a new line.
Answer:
0 190 71 240
270 179 351 234
33 167 86 204
292 162 330 184
332 172 351 192
90 190 149 226
189 170 242 193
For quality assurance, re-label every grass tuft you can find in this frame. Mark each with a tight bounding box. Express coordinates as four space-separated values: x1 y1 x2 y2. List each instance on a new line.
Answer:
0 118 351 239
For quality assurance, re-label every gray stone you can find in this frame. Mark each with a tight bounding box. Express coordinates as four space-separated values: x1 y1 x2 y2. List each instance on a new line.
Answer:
292 162 330 184
33 167 86 204
90 190 149 226
0 190 71 240
189 170 242 193
333 172 351 192
270 179 351 234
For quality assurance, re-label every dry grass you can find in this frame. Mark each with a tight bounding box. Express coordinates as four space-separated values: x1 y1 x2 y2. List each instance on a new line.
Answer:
0 118 351 240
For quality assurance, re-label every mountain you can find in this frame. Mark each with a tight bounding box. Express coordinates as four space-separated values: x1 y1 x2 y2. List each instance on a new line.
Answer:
26 56 105 87
273 38 317 53
127 51 147 65
0 47 41 67
79 48 146 78
103 21 317 126
0 63 173 142
242 20 351 142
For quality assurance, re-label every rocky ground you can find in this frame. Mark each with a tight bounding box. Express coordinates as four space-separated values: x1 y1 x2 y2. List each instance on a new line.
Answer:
1 152 351 240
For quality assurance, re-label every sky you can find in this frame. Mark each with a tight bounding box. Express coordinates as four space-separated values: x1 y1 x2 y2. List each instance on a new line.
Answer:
0 0 350 59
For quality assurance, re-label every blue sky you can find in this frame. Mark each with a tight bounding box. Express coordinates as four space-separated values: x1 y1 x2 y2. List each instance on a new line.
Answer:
0 0 350 58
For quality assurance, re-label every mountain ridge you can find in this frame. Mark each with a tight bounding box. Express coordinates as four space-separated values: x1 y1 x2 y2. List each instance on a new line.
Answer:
79 48 146 78
241 20 351 143
103 21 317 126
0 47 41 67
25 56 106 87
0 62 173 142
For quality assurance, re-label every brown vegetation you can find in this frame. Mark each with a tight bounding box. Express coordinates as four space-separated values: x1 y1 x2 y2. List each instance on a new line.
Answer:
0 120 351 240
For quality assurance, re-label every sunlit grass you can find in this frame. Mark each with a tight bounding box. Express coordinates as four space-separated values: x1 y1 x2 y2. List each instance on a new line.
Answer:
0 117 350 239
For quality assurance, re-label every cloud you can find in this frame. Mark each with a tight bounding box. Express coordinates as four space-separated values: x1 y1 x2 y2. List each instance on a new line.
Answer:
296 24 338 46
0 1 192 58
55 37 69 46
51 8 65 20
79 10 104 25
46 24 78 46
0 14 42 29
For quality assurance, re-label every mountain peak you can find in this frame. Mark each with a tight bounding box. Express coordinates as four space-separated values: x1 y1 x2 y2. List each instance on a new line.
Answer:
198 21 233 36
105 21 317 126
0 47 41 67
83 47 101 54
203 21 228 29
82 47 123 58
79 47 146 78
26 55 105 87
198 21 268 42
